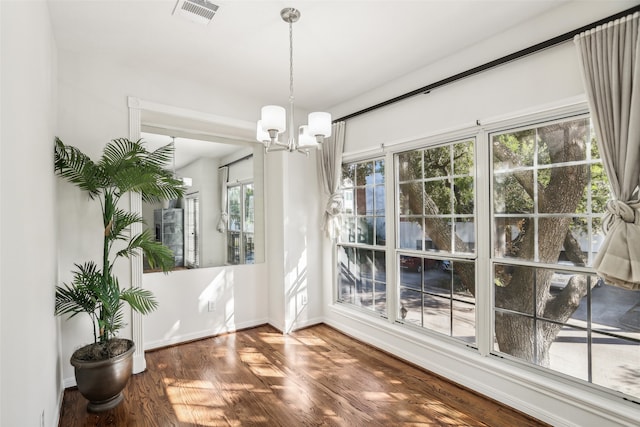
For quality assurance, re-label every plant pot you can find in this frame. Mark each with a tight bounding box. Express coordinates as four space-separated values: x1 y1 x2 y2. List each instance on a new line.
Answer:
70 339 135 412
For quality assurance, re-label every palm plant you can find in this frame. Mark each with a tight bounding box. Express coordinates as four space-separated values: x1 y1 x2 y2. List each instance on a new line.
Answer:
54 137 185 346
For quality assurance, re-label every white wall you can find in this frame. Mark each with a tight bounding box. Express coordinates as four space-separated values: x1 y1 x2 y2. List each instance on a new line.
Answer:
323 1 640 426
265 152 286 331
284 150 324 332
143 263 268 349
0 2 61 426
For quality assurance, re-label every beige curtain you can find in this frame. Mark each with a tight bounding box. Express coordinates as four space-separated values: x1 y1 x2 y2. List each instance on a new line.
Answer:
574 12 640 290
318 121 346 240
216 166 229 233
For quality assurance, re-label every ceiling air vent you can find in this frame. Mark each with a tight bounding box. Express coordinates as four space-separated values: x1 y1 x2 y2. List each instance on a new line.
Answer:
172 0 219 25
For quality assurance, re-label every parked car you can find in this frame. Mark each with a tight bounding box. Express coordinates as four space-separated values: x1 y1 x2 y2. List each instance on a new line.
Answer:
400 256 422 272
401 256 447 272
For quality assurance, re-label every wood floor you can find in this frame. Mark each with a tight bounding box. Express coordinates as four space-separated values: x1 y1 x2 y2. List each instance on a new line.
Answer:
58 324 547 426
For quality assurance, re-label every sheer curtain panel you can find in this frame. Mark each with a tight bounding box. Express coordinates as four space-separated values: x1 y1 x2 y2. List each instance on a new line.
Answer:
575 12 640 290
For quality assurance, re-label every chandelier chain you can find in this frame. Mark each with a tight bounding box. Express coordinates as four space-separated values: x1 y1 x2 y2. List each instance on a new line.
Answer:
289 19 294 104
287 18 295 148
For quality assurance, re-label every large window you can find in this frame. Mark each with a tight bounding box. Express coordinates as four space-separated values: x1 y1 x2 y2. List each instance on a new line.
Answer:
491 116 639 398
336 111 640 401
337 159 386 316
227 182 255 265
396 140 476 343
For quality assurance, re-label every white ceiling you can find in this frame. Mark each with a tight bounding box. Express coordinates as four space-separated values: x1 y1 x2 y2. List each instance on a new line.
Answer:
47 0 573 114
48 1 636 161
140 131 243 169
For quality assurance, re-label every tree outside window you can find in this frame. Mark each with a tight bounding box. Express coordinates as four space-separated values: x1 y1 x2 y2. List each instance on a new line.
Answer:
337 159 386 316
491 117 639 397
396 140 476 344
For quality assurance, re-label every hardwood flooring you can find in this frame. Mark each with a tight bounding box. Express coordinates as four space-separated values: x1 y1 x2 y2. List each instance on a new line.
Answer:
58 324 547 426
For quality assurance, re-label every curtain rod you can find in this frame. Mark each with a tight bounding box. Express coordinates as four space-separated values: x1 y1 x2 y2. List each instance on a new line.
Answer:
218 153 253 169
334 5 640 123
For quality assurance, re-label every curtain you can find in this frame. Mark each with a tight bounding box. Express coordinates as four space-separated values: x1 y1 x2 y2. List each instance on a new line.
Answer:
216 166 229 233
574 12 640 290
318 121 346 240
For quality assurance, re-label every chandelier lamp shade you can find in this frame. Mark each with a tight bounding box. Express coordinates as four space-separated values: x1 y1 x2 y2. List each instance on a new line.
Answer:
256 7 332 154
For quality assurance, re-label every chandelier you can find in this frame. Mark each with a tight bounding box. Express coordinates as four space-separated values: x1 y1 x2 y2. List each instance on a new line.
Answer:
256 7 332 154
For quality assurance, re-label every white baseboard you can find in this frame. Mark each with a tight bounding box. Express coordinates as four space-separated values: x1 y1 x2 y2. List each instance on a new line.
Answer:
290 316 323 332
133 353 146 375
144 318 269 351
63 376 76 389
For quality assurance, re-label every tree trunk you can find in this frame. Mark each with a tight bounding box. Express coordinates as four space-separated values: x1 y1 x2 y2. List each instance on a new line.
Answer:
493 122 590 366
402 121 593 367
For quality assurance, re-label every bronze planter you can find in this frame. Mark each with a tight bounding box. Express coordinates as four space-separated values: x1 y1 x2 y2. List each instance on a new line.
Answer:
70 340 135 412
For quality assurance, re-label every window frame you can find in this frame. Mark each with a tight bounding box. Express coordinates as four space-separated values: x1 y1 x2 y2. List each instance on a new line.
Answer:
184 192 200 268
226 179 254 265
336 156 389 318
394 137 479 344
333 101 640 401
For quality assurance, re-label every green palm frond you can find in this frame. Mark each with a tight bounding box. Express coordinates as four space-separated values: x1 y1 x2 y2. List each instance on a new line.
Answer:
99 138 145 172
140 239 176 272
144 142 175 169
107 209 145 241
55 282 97 318
115 229 175 272
54 138 103 199
119 166 183 204
120 287 158 315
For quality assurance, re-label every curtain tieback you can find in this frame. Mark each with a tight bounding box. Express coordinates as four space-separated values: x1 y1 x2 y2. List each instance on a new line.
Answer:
603 199 640 233
325 192 343 216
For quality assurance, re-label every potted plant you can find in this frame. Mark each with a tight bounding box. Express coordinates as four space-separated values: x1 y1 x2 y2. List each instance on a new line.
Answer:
54 137 184 412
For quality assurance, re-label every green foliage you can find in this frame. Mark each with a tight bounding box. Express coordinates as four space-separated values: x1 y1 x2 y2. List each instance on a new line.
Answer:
54 137 184 344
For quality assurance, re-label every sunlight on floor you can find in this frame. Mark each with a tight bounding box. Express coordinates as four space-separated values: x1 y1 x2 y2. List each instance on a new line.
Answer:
158 326 515 426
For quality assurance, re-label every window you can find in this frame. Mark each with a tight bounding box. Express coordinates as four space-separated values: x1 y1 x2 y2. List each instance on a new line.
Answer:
336 111 640 401
184 194 199 268
337 159 386 316
491 116 639 398
396 140 476 343
227 182 254 265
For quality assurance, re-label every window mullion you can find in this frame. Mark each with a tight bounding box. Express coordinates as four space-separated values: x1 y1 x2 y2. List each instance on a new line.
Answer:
476 129 493 356
385 150 397 324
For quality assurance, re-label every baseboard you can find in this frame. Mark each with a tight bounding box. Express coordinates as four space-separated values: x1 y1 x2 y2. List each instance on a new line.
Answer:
133 352 146 375
289 316 323 332
63 376 76 389
144 318 270 351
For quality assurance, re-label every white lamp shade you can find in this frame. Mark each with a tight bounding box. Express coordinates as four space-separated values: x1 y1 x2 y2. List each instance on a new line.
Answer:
256 120 270 142
261 105 286 133
308 112 332 138
298 125 318 148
